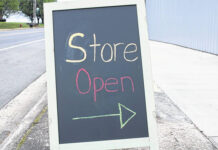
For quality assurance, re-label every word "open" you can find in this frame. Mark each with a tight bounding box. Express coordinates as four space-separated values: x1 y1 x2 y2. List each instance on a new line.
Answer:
76 68 135 102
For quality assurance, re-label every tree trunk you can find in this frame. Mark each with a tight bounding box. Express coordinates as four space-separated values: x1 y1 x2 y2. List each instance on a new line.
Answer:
33 0 37 23
37 17 40 24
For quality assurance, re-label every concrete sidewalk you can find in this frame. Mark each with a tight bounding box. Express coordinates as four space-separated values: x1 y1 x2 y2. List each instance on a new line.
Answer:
150 41 218 148
8 41 218 150
12 85 217 150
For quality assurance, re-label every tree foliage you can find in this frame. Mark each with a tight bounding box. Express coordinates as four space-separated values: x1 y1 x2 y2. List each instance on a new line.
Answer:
20 0 55 23
19 0 34 22
37 0 54 23
0 0 19 19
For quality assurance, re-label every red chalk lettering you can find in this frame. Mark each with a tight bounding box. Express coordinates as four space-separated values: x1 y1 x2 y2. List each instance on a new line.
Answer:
93 77 104 102
76 68 91 94
120 76 135 92
105 78 119 92
75 68 135 102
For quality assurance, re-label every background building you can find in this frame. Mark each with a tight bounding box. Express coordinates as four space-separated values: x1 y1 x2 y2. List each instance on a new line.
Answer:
146 0 218 55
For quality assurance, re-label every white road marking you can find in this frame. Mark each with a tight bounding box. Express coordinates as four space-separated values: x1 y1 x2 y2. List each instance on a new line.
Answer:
0 39 45 52
0 30 44 37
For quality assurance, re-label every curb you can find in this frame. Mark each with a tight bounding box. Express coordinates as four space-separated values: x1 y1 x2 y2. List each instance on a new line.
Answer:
0 73 47 150
16 106 48 150
0 27 44 32
1 94 47 150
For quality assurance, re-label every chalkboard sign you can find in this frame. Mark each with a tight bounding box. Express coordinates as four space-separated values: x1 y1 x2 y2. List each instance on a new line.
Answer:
45 0 158 150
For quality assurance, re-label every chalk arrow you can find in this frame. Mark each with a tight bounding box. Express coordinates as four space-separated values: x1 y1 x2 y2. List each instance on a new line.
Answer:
72 103 136 129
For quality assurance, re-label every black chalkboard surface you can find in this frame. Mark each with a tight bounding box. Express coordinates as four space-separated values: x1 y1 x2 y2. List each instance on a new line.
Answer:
52 5 149 144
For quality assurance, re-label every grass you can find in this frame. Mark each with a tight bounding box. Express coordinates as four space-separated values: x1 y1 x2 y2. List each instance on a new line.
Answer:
0 22 44 29
38 24 44 28
0 22 29 29
16 106 48 150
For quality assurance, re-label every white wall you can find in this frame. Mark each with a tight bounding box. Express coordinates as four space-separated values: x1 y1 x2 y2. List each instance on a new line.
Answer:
146 0 218 55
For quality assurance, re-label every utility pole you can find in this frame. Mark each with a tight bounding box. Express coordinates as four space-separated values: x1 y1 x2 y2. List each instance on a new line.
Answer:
33 0 37 24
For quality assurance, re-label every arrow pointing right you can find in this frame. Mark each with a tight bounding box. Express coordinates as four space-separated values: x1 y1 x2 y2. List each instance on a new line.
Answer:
72 103 136 129
118 103 136 128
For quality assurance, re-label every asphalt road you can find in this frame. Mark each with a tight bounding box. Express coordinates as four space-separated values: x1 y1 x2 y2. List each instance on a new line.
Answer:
0 28 45 108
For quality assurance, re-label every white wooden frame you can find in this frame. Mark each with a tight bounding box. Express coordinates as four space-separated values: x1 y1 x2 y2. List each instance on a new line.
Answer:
44 0 159 149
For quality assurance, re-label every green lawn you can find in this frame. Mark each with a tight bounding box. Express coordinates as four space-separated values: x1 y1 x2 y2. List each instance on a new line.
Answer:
0 22 44 29
38 23 44 28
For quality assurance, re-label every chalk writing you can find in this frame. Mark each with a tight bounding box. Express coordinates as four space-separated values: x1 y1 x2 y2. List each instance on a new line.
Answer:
66 33 87 63
66 33 139 63
72 103 136 129
75 68 135 102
